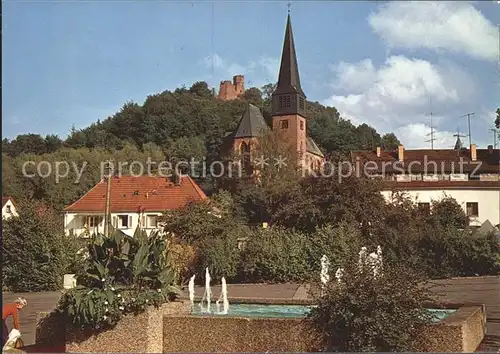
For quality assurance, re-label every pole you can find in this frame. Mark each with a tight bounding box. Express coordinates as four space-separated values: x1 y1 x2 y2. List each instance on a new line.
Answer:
458 112 474 146
467 114 471 146
492 129 498 149
103 161 113 237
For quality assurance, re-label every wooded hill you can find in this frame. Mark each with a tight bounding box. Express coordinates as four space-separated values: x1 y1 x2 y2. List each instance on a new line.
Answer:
2 81 401 210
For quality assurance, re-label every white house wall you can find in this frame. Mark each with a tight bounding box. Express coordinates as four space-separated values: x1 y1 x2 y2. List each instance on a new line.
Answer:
2 200 18 219
380 189 500 227
64 212 164 237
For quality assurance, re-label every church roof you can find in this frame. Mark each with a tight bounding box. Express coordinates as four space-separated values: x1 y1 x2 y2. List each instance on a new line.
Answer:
233 104 270 139
273 14 305 97
307 137 324 157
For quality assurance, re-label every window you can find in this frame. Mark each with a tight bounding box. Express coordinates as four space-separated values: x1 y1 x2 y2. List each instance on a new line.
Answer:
86 215 102 228
418 202 430 215
466 202 478 217
280 120 288 129
146 215 158 228
300 121 304 130
299 97 305 109
6 205 11 213
117 215 131 229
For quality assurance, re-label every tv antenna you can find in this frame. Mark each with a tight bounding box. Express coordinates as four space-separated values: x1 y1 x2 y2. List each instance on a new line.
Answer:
425 97 437 150
458 112 474 146
491 128 499 149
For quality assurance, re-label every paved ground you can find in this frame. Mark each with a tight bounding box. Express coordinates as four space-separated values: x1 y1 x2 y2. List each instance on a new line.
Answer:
2 276 499 351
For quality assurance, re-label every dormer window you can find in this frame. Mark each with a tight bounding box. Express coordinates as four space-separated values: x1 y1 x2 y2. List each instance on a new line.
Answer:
299 97 304 109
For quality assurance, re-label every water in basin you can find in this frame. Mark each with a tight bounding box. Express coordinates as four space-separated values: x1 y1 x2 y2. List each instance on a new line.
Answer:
192 303 456 322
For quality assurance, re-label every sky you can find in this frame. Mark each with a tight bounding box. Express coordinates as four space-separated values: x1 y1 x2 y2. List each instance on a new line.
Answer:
2 0 499 149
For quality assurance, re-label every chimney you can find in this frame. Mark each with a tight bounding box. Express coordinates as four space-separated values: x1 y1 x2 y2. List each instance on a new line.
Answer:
376 146 381 158
398 144 404 161
487 145 493 154
470 144 477 161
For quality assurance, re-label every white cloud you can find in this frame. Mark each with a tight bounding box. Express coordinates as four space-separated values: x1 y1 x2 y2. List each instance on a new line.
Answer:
394 124 457 149
369 1 498 61
322 55 481 148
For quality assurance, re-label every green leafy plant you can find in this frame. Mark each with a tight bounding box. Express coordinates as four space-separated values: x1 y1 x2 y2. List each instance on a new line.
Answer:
308 252 436 352
58 226 180 330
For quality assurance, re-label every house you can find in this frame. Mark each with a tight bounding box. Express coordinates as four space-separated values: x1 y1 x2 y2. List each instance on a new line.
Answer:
351 143 500 227
2 197 18 219
220 13 324 172
63 175 208 237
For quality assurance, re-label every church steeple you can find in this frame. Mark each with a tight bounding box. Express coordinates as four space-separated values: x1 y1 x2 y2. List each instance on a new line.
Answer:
271 13 307 118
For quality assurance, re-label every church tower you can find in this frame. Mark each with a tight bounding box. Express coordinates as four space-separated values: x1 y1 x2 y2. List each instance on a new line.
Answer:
271 13 307 163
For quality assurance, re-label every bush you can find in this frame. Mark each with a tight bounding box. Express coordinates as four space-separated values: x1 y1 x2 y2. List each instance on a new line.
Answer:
2 200 82 292
58 227 180 330
238 227 313 283
418 228 500 278
308 251 436 351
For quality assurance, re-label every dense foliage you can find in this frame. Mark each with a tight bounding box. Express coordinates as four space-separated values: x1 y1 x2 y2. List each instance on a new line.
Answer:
164 178 500 283
57 227 180 329
308 253 436 351
2 201 83 292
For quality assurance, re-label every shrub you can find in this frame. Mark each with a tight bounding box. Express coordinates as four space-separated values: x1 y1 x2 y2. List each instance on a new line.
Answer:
308 251 436 351
418 227 500 278
58 227 180 330
238 227 313 283
2 200 82 292
169 237 198 284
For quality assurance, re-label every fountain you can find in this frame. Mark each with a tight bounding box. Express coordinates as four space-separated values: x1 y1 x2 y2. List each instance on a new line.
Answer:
335 267 344 282
358 246 368 268
320 255 330 286
215 277 229 314
188 274 195 310
199 267 212 313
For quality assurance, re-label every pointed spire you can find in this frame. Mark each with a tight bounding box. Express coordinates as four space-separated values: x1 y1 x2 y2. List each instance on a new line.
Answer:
454 136 463 150
274 13 305 97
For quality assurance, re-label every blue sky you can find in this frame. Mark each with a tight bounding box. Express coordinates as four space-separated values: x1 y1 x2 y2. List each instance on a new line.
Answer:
3 0 499 149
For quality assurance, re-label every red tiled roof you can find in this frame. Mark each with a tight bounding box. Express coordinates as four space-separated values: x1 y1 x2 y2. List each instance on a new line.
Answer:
351 148 499 174
2 196 14 208
382 180 500 190
63 175 208 213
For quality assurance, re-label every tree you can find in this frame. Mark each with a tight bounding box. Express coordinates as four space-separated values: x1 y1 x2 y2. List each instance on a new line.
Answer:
356 123 382 150
2 200 82 291
495 108 499 129
308 254 436 351
381 132 401 151
189 81 213 98
242 87 263 106
261 83 277 105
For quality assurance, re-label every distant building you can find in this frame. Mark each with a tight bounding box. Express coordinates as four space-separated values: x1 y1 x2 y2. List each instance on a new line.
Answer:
351 143 500 227
2 197 18 220
220 13 324 173
217 75 245 101
63 175 208 237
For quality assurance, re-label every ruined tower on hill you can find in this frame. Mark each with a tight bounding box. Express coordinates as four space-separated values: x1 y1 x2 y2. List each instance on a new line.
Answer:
217 75 245 100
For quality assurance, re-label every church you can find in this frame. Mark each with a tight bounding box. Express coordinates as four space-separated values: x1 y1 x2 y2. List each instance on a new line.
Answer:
221 13 325 172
